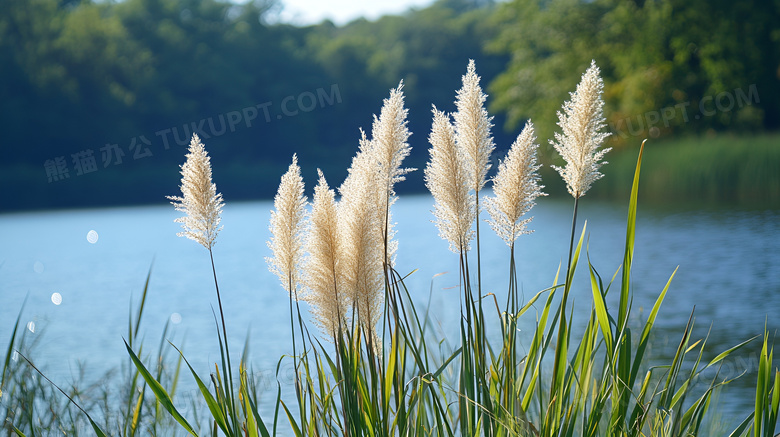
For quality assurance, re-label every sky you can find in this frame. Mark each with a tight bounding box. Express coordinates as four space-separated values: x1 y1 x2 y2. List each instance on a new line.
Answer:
271 0 437 25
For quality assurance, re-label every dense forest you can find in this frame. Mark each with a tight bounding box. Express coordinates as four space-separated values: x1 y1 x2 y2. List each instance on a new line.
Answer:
1 0 778 211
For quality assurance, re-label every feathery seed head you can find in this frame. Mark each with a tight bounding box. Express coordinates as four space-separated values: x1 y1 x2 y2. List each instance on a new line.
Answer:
339 129 377 210
167 134 224 250
266 154 307 299
485 121 547 246
373 81 414 197
332 83 414 337
425 106 475 253
370 82 415 267
550 60 611 198
338 130 385 337
454 59 495 194
306 170 348 338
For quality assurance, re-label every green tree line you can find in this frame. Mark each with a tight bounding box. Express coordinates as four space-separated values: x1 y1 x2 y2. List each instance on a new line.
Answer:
1 0 777 211
490 0 780 143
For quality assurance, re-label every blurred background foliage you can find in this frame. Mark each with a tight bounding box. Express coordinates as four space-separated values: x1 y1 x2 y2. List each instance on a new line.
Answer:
1 0 778 210
490 0 779 141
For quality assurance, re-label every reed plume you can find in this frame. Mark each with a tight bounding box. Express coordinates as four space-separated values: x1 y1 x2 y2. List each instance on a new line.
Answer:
167 134 224 250
339 130 384 336
485 121 546 246
425 107 475 254
371 81 414 266
306 170 347 338
551 60 611 199
266 154 308 299
372 81 413 202
454 59 494 195
337 83 413 336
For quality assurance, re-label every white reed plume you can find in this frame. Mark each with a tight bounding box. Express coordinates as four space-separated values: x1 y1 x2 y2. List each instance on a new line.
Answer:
425 107 475 253
454 59 495 194
551 60 611 198
167 134 224 250
485 121 547 246
338 130 385 335
306 170 347 338
266 154 307 298
372 81 413 203
370 81 414 266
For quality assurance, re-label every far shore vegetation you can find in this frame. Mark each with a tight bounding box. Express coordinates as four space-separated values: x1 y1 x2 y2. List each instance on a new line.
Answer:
1 0 778 212
3 132 779 212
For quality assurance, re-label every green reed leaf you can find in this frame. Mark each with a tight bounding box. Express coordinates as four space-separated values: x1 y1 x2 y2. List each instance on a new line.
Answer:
124 339 198 436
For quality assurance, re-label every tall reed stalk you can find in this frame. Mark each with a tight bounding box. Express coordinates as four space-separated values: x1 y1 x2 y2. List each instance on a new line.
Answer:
451 60 497 435
266 153 309 432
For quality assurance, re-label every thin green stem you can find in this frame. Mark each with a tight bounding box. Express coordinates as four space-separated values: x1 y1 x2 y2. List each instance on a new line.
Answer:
208 247 237 434
565 196 581 287
288 277 307 429
475 188 482 295
458 249 473 436
289 277 298 366
475 188 484 349
549 195 580 421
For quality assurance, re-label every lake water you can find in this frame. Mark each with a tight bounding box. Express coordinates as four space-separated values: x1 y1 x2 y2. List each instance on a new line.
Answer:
1 195 778 431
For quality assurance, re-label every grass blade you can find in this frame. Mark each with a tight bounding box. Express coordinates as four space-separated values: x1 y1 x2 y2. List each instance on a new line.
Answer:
728 412 755 437
630 266 677 386
170 342 231 436
281 400 304 437
17 353 110 437
589 261 612 352
124 339 198 436
2 296 27 392
619 139 646 329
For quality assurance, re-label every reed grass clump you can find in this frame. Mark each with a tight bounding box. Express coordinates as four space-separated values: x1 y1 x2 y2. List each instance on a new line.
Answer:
3 60 778 437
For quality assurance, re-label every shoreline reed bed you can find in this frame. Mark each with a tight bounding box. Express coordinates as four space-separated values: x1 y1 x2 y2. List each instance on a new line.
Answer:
572 133 780 206
2 60 778 436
